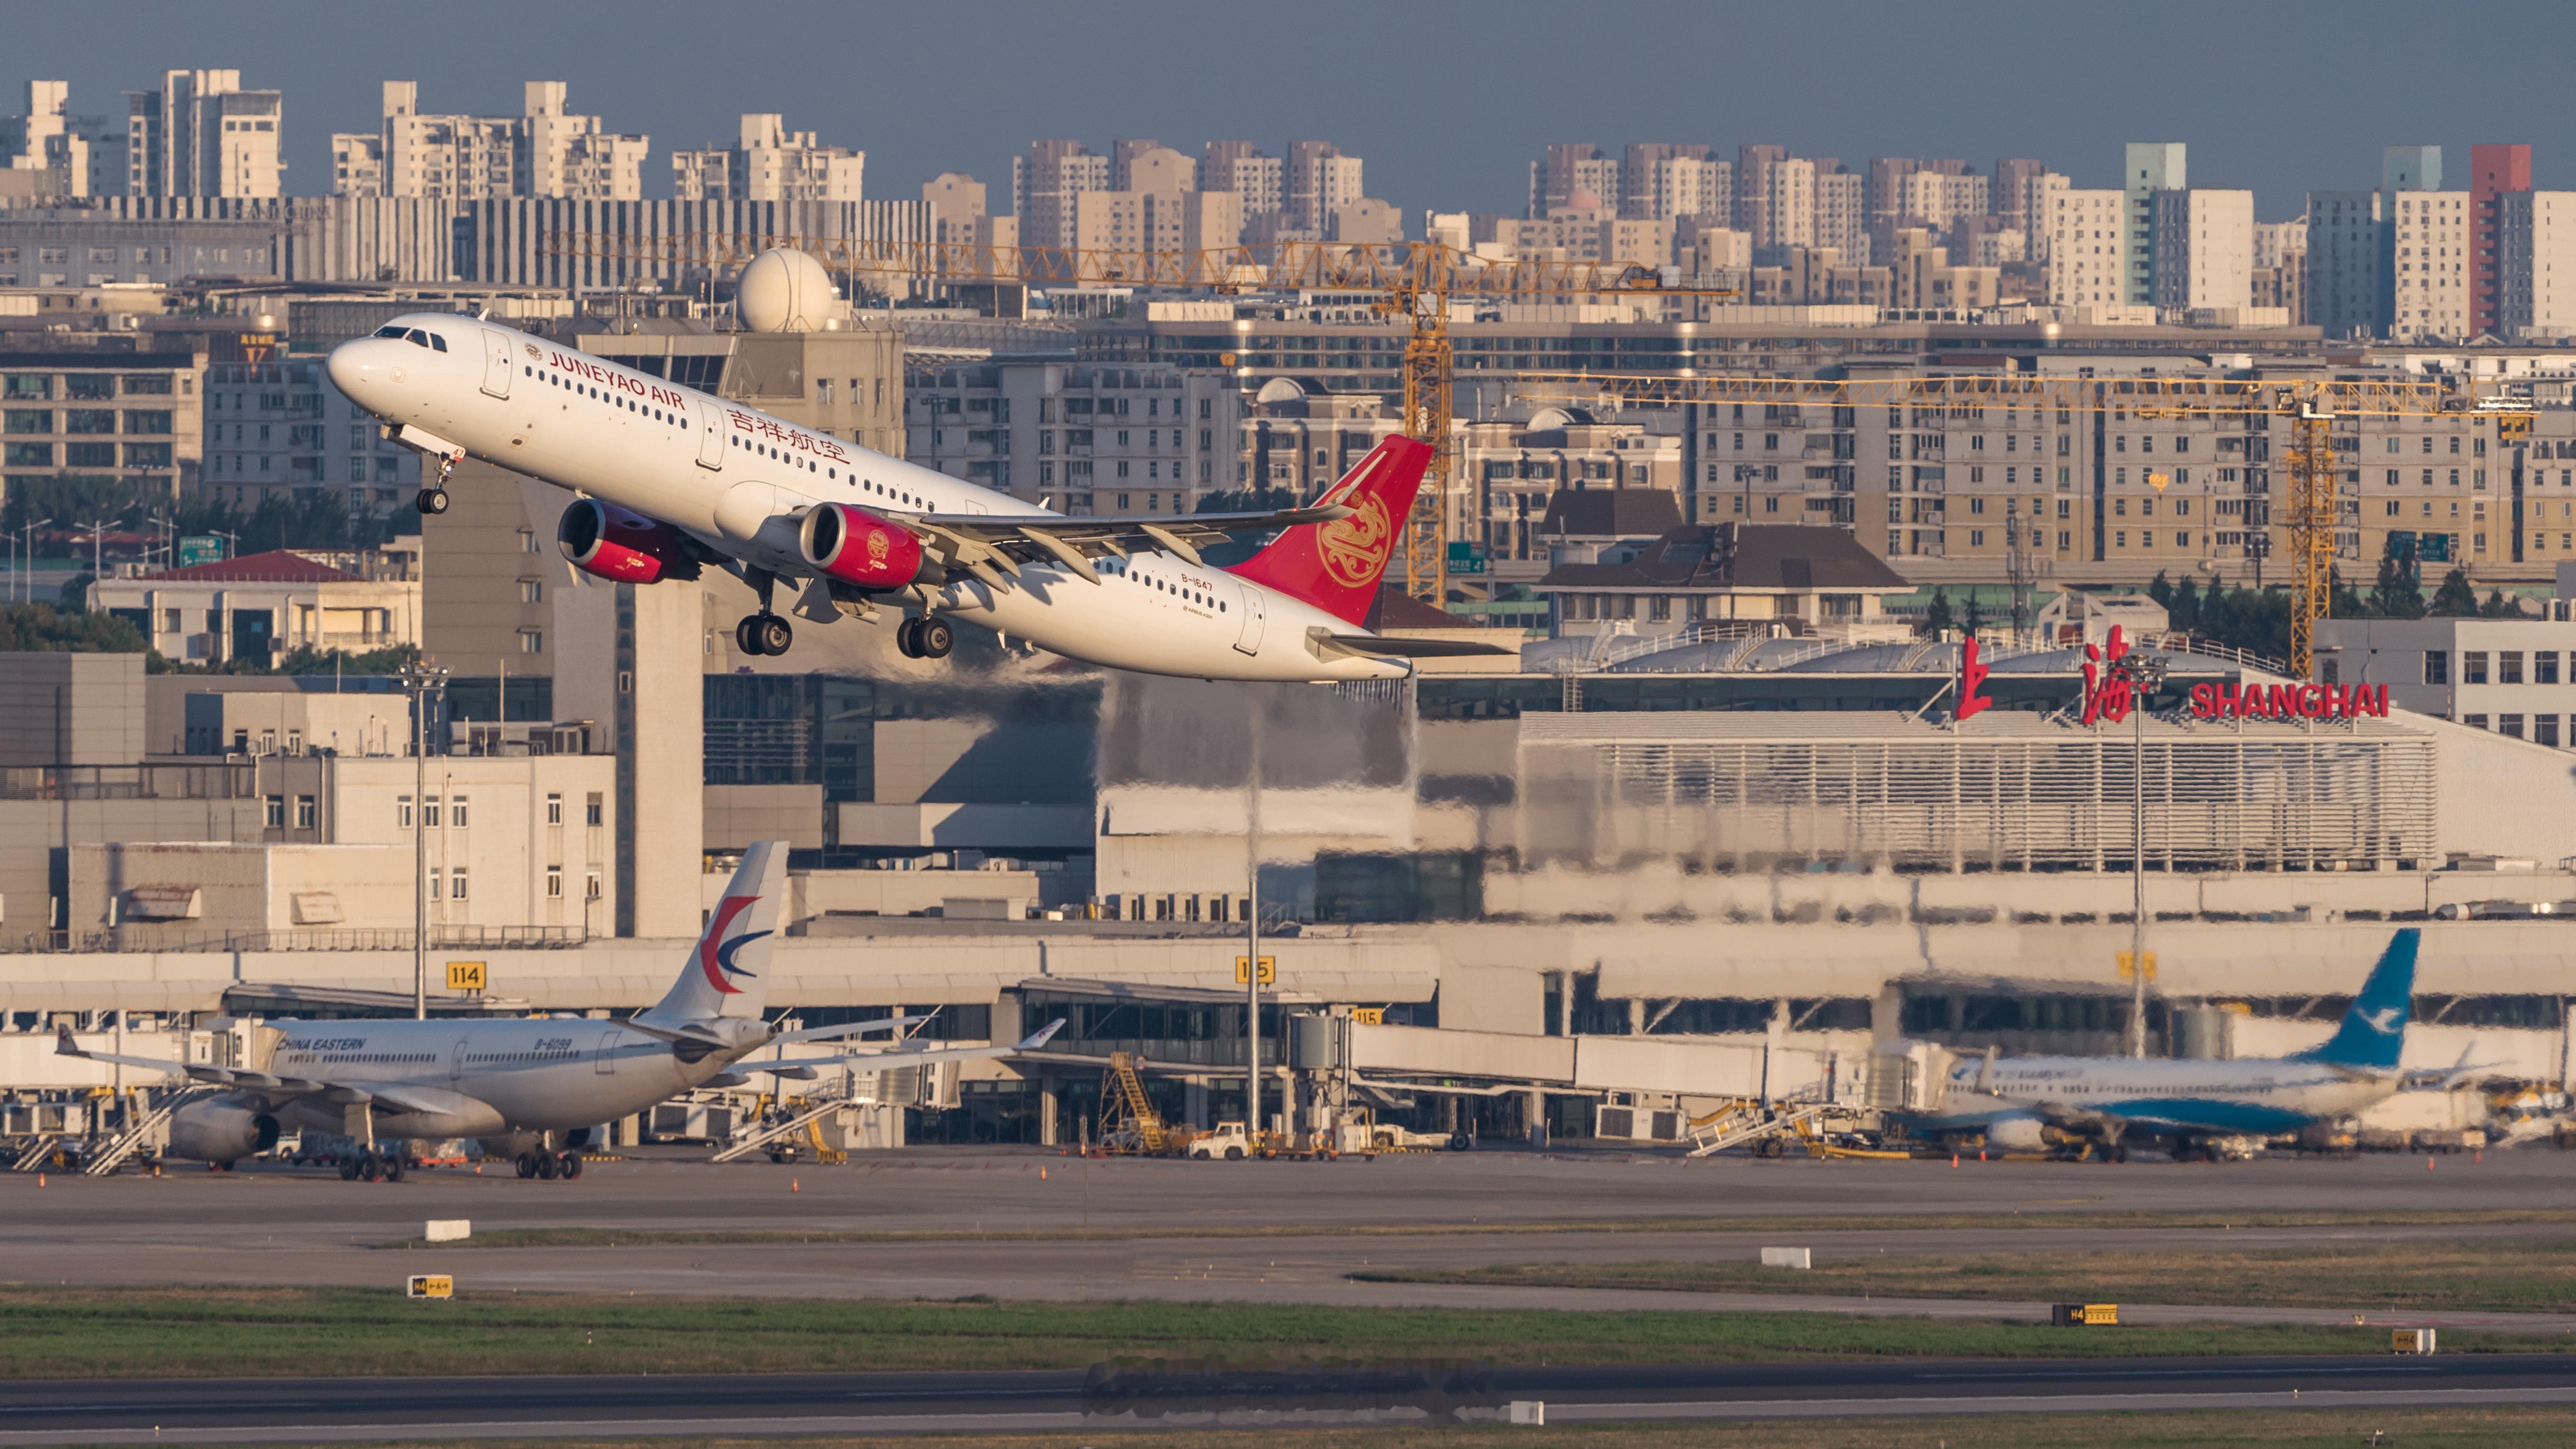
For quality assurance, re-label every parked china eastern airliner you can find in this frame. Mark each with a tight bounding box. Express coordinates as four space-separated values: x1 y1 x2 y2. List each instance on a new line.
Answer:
61 842 1061 1180
323 311 1502 682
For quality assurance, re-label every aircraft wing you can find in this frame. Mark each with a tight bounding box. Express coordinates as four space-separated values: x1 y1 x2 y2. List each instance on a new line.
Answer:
53 1026 465 1115
906 504 1350 579
1311 631 1514 661
2022 1099 2131 1133
769 1013 937 1047
744 1019 1065 1073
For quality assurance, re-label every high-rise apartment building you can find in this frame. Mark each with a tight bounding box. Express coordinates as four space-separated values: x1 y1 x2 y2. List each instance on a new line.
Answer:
337 81 643 201
1014 139 1111 249
1202 141 1282 217
2389 188 2471 342
2122 142 2185 304
1814 168 1867 263
671 113 860 202
1992 157 2045 231
2149 189 2253 310
2252 217 2308 320
125 69 283 199
2383 145 2442 193
1529 142 1618 218
2044 190 2124 304
2497 191 2576 338
2305 190 2385 339
1617 143 1709 219
1 81 126 197
1734 145 1788 248
2018 172 2070 259
1288 140 1363 233
923 173 986 245
2470 142 2533 337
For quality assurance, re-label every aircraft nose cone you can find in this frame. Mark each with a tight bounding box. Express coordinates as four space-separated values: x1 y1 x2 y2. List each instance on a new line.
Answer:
326 338 389 408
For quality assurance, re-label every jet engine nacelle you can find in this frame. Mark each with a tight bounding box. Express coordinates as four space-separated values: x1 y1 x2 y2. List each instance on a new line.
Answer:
799 502 930 590
558 498 703 584
166 1099 280 1163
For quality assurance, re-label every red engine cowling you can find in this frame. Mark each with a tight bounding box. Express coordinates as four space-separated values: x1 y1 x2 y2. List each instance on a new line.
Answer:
558 498 700 583
799 502 929 590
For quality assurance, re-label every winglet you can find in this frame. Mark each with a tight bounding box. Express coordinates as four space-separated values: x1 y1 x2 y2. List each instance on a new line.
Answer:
54 1024 81 1057
1015 1019 1066 1051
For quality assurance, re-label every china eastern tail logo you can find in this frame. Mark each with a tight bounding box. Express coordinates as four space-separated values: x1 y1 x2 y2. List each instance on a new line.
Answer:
697 894 769 994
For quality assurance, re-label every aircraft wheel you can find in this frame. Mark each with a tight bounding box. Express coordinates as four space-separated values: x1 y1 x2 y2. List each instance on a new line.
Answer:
895 617 923 658
535 1151 561 1180
383 1154 407 1183
918 617 953 658
755 614 793 655
735 616 765 657
360 1152 384 1182
558 1152 584 1181
515 1151 538 1179
1448 1133 1472 1152
339 1155 361 1181
415 488 450 517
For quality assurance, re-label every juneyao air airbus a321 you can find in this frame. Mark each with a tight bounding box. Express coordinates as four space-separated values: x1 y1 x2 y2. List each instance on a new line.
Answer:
60 841 1062 1180
323 313 1505 682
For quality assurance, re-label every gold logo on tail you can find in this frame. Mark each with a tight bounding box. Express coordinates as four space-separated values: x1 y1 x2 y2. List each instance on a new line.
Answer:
1317 491 1393 588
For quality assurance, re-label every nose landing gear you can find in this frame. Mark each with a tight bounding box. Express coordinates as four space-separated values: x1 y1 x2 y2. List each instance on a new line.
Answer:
894 616 952 660
414 452 457 515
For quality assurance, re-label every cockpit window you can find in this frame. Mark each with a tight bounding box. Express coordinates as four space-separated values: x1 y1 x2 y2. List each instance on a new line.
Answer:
372 325 407 339
404 329 435 350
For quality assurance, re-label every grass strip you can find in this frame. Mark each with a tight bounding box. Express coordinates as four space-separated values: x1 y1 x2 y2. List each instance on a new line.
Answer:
162 1406 2576 1448
0 1286 2567 1380
1359 1239 2576 1315
381 1206 2576 1250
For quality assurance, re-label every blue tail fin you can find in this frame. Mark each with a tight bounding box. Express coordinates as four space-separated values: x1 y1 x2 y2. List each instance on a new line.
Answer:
2296 929 2418 1073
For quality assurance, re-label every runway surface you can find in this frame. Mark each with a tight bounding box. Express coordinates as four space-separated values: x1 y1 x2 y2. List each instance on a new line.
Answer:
4 1355 2574 1445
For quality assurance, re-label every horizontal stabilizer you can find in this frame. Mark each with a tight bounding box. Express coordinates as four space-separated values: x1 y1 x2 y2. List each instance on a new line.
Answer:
1312 630 1514 661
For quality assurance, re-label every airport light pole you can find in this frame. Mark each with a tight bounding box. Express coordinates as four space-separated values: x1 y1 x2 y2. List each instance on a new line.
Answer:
397 662 450 1019
1244 697 1264 1140
2113 650 2168 1058
16 518 51 603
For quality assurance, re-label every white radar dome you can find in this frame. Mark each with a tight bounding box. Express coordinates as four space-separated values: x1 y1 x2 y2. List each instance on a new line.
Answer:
736 248 839 333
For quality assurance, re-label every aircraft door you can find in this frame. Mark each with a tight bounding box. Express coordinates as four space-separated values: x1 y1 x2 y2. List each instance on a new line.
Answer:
695 399 726 469
448 1033 472 1084
1232 581 1266 655
594 1028 619 1076
480 329 514 399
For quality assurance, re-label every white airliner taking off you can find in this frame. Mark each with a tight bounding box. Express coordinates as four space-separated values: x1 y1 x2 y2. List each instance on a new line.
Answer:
60 842 1060 1180
323 306 1503 680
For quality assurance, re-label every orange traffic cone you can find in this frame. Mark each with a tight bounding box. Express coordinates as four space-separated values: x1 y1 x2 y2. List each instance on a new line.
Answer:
1950 1155 1959 1168
791 1177 801 1192
2426 1157 2436 1172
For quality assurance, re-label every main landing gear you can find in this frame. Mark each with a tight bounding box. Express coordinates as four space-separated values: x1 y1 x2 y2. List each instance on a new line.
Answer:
735 567 794 657
894 616 952 660
516 1150 585 1181
736 613 793 656
338 1148 408 1182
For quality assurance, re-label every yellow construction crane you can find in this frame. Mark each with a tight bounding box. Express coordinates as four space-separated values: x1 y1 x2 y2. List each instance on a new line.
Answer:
1512 370 2523 677
543 231 1735 605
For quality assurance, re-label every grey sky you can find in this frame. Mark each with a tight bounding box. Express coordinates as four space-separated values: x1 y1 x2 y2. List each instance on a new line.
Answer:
13 1 2575 222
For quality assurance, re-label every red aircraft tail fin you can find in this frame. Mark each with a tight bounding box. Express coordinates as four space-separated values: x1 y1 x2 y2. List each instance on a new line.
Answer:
1223 435 1430 625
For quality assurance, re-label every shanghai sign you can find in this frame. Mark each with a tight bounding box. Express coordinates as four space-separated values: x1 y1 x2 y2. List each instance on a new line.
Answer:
2187 682 2392 720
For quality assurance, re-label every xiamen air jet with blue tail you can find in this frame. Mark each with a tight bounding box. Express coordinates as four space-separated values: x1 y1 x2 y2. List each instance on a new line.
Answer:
1914 929 2419 1161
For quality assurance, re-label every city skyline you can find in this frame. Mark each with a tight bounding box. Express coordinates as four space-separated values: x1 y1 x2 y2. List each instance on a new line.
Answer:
12 0 2576 221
